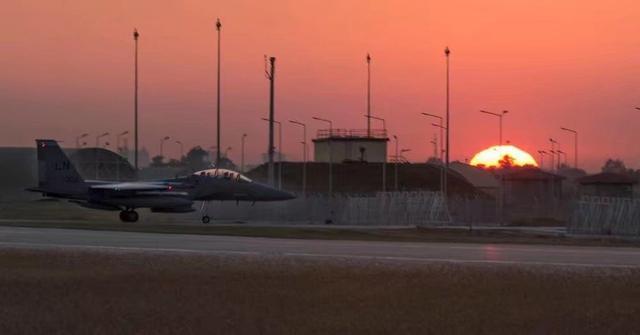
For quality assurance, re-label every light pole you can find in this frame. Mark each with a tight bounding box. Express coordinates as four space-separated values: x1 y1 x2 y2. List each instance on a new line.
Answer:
549 138 558 172
400 148 411 161
289 120 307 196
479 110 508 146
313 116 333 196
96 132 110 148
117 131 129 154
76 133 89 149
215 18 222 167
431 123 448 194
116 131 129 180
209 146 218 164
560 127 578 169
366 53 372 137
537 150 546 170
95 132 109 179
160 136 170 159
430 137 438 160
393 135 399 190
422 113 444 160
262 118 283 190
224 146 232 158
365 114 386 132
133 29 139 171
557 150 567 168
240 134 247 173
175 140 184 160
265 56 276 187
444 47 450 200
365 114 386 192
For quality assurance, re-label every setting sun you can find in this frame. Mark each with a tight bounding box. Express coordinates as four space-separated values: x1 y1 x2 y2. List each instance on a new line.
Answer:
470 145 538 168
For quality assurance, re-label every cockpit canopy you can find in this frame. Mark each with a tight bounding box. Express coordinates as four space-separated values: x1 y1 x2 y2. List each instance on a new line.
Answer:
193 168 252 183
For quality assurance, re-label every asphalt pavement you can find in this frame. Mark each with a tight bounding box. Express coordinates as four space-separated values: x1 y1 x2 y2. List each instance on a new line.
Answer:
2 225 640 268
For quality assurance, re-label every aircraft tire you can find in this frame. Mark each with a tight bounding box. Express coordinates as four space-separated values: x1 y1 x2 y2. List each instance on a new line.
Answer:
202 215 211 224
119 210 139 223
129 210 139 222
119 211 128 222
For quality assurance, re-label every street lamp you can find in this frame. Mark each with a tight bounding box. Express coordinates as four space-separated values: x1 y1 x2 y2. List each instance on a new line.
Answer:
265 55 276 187
479 110 508 146
366 53 372 137
537 150 547 170
160 136 170 158
400 148 411 161
262 118 283 190
240 134 247 173
365 114 387 192
289 120 307 196
175 140 184 160
549 138 558 172
76 133 89 149
365 114 386 132
432 123 449 194
444 47 451 201
96 132 110 147
95 132 109 179
393 135 399 190
133 29 140 171
224 146 232 158
215 18 222 167
557 150 567 168
560 127 578 169
312 116 333 196
117 131 129 153
430 137 438 159
209 146 218 165
422 113 444 160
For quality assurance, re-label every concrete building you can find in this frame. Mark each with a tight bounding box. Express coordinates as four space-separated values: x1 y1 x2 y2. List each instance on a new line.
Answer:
578 172 638 198
313 129 388 163
500 167 565 222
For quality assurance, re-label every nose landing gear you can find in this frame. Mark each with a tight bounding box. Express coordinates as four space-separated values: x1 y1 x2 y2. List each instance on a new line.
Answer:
201 215 210 224
119 210 139 222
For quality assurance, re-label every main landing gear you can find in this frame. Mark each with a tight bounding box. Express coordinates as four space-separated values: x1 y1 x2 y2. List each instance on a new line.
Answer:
200 201 212 224
119 209 139 222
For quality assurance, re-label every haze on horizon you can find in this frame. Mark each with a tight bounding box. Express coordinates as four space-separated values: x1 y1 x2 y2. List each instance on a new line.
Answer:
3 0 640 172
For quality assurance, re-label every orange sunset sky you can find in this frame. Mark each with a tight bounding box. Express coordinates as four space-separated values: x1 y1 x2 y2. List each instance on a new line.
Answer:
3 0 640 171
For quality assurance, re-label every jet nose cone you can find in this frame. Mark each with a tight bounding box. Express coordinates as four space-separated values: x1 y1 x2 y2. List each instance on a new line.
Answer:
252 182 296 201
278 190 296 200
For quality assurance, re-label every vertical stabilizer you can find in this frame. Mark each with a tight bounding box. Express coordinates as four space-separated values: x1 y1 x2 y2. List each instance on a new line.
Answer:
35 139 85 194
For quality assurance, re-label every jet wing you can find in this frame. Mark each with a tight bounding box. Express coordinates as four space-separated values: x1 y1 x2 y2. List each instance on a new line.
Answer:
89 182 173 192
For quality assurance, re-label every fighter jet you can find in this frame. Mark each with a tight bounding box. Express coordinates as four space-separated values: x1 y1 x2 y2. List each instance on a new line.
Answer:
27 139 295 223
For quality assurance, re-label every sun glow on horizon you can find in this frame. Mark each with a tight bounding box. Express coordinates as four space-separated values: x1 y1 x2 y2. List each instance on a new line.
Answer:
470 145 538 168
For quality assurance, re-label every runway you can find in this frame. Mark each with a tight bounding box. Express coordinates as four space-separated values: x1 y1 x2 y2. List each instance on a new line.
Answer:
1 226 640 268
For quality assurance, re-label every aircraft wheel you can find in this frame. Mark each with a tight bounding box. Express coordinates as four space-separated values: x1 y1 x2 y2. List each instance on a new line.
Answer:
202 215 211 224
129 210 139 222
119 210 139 223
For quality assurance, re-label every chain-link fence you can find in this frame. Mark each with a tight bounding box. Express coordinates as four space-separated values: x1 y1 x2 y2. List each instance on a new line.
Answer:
206 191 455 226
569 196 640 236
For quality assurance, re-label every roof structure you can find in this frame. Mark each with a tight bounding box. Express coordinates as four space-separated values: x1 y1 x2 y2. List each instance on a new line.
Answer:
450 162 499 189
500 167 565 181
578 172 638 185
